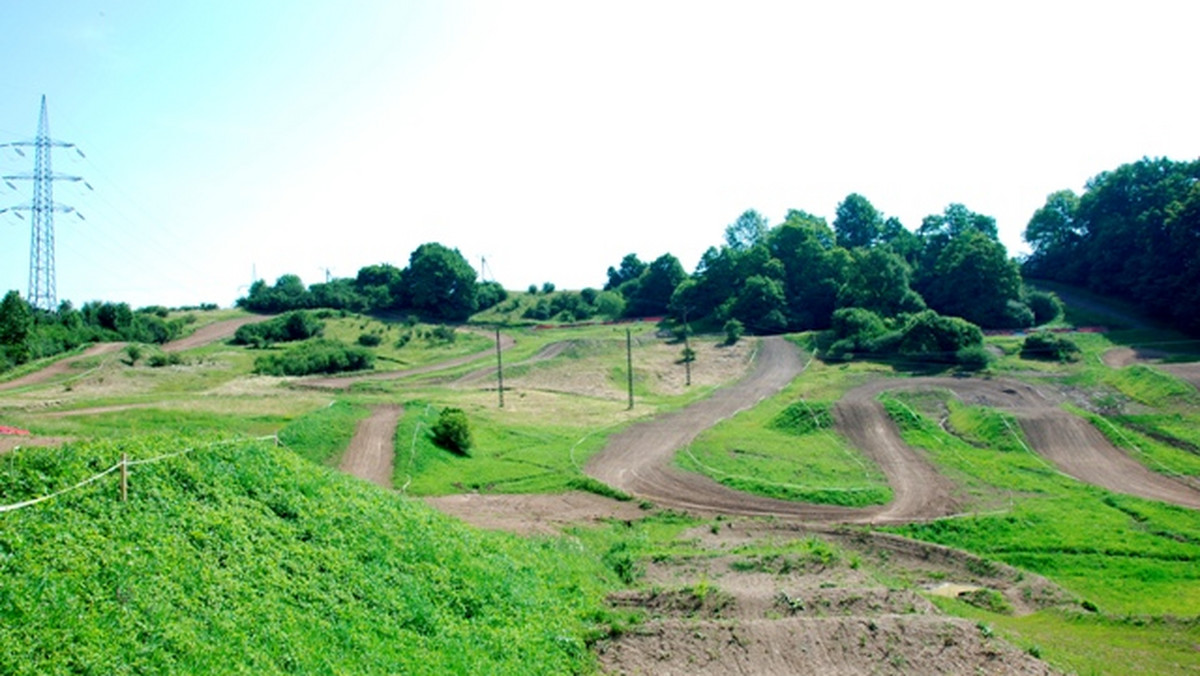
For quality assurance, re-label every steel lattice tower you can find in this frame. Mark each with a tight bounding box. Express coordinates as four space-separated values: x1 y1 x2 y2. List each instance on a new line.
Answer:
1 96 85 311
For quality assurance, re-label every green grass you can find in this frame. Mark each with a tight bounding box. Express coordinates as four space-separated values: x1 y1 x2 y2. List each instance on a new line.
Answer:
277 400 372 466
677 358 893 507
0 436 617 675
929 597 1200 676
392 399 619 495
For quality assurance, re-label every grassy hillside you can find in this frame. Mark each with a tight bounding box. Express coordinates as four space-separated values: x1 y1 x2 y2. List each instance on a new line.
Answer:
0 436 615 675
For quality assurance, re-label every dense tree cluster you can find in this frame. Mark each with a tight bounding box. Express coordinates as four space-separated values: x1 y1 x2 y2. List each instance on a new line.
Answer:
606 198 1035 344
0 291 194 372
1023 157 1200 333
238 243 505 322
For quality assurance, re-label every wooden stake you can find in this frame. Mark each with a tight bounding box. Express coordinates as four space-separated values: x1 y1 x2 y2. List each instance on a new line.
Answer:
120 453 128 502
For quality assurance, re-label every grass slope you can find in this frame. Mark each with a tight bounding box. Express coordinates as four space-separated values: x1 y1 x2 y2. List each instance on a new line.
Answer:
0 437 614 675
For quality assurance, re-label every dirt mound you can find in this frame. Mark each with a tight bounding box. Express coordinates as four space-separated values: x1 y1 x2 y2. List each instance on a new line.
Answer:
595 520 1060 676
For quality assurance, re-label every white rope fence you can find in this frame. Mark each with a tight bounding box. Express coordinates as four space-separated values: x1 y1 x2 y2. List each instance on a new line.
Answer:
0 435 278 514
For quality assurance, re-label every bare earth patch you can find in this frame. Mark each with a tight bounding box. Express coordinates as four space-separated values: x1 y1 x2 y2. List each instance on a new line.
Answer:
423 492 648 536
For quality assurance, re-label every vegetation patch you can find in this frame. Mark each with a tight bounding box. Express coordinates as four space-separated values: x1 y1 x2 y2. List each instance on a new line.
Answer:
253 339 374 376
0 437 615 675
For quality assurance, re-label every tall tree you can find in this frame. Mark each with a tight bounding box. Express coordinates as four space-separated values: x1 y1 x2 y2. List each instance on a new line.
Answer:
838 247 926 317
923 229 1026 328
626 253 686 317
725 209 769 252
0 290 33 364
604 253 647 291
833 193 883 249
406 243 478 321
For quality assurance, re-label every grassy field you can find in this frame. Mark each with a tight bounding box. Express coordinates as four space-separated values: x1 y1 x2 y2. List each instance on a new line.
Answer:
5 298 1200 674
0 436 619 675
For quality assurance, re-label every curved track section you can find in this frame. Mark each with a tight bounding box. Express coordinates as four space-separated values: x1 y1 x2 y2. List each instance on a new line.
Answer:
586 338 959 523
300 332 516 390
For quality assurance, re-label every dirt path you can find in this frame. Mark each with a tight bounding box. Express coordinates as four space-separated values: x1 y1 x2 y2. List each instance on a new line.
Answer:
586 338 907 523
338 404 403 488
452 340 569 386
0 343 125 392
162 314 273 352
300 332 516 390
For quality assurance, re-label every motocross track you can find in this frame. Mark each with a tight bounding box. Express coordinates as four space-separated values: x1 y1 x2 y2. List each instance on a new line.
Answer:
299 332 517 390
585 339 1200 520
337 404 403 488
161 314 273 352
0 343 125 392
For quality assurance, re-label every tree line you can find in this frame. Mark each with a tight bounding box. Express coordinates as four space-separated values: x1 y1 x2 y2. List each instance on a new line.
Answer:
238 242 505 321
0 292 206 373
1023 156 1200 334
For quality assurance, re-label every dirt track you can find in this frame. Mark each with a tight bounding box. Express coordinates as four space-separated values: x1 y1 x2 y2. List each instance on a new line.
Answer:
584 338 960 523
0 343 125 392
300 332 516 390
161 314 272 352
338 404 402 488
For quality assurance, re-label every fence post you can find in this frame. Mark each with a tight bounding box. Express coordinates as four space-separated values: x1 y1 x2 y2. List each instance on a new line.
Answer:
120 453 128 502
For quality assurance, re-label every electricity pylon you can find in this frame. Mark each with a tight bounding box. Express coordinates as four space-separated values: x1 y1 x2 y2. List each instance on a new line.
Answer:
1 95 87 311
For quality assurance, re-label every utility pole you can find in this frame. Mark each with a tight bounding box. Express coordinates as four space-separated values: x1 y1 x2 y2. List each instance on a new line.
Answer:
1 96 88 311
495 326 504 408
626 327 634 410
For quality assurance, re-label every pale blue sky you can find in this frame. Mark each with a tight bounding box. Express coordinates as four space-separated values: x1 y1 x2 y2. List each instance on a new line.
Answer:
2 1 1197 308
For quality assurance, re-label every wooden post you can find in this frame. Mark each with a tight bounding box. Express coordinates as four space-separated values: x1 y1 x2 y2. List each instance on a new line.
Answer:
120 453 128 502
495 326 504 409
683 323 692 387
626 328 634 410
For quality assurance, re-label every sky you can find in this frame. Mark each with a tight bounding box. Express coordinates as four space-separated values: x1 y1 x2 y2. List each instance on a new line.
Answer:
1 1 1198 309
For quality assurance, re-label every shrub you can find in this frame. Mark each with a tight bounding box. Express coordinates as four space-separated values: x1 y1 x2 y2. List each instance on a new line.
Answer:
723 318 744 346
429 325 456 344
147 352 184 368
1021 331 1080 361
1001 300 1035 329
253 339 374 376
357 333 382 347
233 311 324 347
955 345 993 371
1026 290 1063 325
896 310 983 363
430 407 472 455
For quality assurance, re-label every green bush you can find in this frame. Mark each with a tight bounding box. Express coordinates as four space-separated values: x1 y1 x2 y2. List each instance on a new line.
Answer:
723 318 744 346
431 407 473 455
1026 290 1063 325
955 345 993 371
233 311 324 347
1020 331 1080 361
356 333 382 347
253 339 374 376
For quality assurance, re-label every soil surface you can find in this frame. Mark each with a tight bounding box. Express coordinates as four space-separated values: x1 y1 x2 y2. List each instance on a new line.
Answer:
338 404 403 488
161 315 273 352
1104 347 1200 390
594 520 1062 676
424 492 649 536
0 343 125 392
